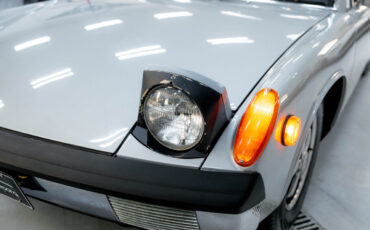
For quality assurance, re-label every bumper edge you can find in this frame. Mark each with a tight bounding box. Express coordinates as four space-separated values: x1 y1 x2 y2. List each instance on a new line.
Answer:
0 127 265 214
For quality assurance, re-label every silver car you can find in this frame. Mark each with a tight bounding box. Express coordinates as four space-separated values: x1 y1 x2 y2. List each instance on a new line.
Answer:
0 0 369 230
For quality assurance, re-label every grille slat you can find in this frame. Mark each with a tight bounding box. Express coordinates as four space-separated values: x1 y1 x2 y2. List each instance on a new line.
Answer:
112 206 199 222
111 201 196 217
117 216 198 230
291 211 324 230
112 209 199 227
108 196 200 230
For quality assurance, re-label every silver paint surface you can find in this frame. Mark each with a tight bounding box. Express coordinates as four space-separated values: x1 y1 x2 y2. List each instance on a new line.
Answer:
116 134 204 168
0 0 328 152
0 0 369 229
202 0 370 222
22 177 118 221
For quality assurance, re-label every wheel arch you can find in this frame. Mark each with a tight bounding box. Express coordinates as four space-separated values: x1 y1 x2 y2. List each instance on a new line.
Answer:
321 76 347 139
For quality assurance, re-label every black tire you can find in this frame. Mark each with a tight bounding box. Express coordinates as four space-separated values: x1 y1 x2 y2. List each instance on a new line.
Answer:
258 104 324 230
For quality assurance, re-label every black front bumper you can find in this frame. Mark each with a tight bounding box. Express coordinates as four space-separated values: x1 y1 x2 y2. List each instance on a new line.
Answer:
0 128 265 214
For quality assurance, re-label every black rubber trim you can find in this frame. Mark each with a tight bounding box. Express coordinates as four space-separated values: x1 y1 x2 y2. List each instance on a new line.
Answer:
278 0 334 7
0 127 265 214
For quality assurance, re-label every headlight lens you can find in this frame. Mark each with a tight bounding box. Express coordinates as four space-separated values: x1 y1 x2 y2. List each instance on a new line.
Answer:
143 86 205 151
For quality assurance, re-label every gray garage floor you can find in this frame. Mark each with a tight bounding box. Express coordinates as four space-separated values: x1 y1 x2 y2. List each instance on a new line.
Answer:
1 73 369 230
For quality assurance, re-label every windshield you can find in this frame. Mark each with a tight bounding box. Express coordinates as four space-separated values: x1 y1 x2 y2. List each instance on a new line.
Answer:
276 0 334 7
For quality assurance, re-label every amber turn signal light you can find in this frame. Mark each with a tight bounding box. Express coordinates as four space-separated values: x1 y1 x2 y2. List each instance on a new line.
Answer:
233 88 279 167
275 115 301 146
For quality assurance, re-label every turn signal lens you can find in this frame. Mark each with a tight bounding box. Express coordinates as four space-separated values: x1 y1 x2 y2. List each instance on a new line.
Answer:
233 88 279 167
275 115 301 146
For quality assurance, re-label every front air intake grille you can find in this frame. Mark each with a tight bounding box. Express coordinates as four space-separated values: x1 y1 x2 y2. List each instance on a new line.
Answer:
108 196 200 230
291 211 324 230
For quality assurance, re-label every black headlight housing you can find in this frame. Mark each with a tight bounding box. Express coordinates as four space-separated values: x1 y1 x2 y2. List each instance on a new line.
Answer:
132 69 232 158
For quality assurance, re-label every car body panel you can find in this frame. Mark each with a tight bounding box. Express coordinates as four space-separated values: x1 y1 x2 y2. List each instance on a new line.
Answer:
23 177 118 221
117 134 204 168
197 208 260 230
0 0 328 152
0 0 369 230
202 2 370 220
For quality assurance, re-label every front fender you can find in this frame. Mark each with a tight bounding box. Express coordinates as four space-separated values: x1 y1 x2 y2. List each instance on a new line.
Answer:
201 10 365 220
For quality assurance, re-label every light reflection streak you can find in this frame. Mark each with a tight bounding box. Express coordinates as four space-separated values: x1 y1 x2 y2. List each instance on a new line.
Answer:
154 11 193 19
173 0 190 2
90 128 129 148
357 5 367 13
286 34 301 40
281 14 314 20
207 37 254 45
14 36 51 51
99 134 126 148
31 68 73 89
318 39 338 56
220 11 261 21
115 45 166 60
312 42 320 48
280 94 288 104
249 0 275 3
293 54 303 63
84 19 123 31
0 100 4 109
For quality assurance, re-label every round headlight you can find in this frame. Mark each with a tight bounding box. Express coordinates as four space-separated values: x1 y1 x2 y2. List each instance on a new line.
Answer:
143 86 205 151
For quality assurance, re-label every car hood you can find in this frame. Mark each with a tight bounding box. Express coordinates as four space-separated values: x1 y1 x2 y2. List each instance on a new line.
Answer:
0 0 328 152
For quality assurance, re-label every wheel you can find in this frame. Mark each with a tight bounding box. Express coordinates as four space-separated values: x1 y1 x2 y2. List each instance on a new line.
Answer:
258 104 323 230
